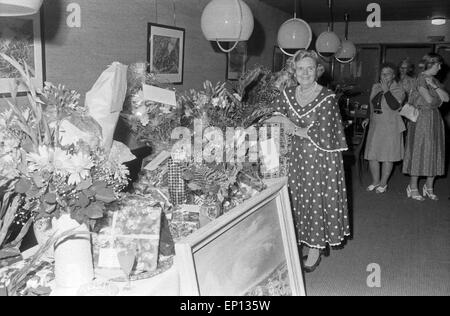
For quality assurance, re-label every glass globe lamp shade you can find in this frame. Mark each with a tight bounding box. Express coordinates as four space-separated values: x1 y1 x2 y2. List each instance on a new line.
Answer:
201 0 254 42
277 18 312 56
335 40 357 63
0 0 43 16
315 31 341 57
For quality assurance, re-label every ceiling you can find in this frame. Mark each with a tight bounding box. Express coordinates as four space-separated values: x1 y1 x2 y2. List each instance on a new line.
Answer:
259 0 450 22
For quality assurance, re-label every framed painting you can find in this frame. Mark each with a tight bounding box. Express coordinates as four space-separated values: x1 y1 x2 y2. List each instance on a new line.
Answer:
147 23 185 84
0 12 45 95
175 177 306 296
226 41 247 80
272 46 288 72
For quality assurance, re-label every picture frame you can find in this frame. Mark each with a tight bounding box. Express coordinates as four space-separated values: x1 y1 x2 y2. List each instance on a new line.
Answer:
147 23 185 85
0 12 45 96
226 41 247 80
272 46 288 73
175 178 306 296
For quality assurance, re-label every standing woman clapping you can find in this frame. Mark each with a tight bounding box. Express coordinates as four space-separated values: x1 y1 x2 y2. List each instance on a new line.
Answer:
364 63 406 193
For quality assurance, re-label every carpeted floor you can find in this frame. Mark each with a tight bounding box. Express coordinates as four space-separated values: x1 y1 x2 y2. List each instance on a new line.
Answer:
303 155 450 296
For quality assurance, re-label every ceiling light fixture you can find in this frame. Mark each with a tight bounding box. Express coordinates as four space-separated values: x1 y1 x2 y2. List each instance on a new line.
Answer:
431 18 446 25
277 0 312 57
315 0 341 59
0 0 43 16
335 13 356 63
201 0 254 53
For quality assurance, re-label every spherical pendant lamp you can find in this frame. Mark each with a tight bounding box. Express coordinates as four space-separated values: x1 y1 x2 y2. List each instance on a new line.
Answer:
277 0 312 57
316 31 341 57
0 0 43 16
315 0 340 58
335 14 356 63
335 40 356 63
277 17 312 57
201 0 254 53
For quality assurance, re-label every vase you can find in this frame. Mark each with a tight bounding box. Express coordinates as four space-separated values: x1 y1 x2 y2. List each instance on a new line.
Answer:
52 214 94 289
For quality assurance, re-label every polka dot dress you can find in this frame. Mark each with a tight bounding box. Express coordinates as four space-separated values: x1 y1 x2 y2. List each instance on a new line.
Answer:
273 86 350 249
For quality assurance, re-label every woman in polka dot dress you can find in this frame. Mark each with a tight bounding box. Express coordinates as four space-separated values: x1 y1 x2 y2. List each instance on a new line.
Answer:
271 50 350 272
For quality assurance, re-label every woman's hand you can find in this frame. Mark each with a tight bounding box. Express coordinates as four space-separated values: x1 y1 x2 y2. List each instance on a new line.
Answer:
424 77 438 89
282 119 297 135
293 126 310 138
380 78 390 93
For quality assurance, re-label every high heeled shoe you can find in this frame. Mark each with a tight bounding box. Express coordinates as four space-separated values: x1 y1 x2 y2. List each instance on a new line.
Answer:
406 185 425 201
302 253 322 273
375 185 388 194
366 184 379 192
423 185 439 201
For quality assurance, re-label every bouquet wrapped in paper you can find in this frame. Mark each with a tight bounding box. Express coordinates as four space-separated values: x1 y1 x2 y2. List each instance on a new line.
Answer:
86 62 128 153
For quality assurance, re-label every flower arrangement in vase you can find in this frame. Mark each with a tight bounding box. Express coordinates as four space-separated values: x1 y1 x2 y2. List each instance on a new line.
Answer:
0 54 130 229
0 54 133 291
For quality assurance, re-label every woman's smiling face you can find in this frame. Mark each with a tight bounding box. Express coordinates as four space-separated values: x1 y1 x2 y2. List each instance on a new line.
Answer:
295 57 317 87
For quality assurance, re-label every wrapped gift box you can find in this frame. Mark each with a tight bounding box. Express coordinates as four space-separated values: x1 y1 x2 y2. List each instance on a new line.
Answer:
94 195 162 273
168 205 202 241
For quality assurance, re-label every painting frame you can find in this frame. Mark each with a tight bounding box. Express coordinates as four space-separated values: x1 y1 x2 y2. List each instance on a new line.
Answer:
175 178 306 296
226 41 247 81
0 11 45 96
147 23 185 85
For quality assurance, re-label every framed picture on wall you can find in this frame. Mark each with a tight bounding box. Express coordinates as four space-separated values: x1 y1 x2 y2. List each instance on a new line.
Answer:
273 46 289 72
147 23 185 84
175 178 306 296
0 12 45 96
226 41 247 80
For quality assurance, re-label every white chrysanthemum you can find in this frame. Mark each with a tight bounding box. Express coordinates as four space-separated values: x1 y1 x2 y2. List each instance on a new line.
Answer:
65 152 94 185
53 147 72 177
26 146 55 172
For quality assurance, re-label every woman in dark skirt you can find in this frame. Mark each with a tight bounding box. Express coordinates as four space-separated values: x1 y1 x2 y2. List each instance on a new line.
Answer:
403 53 449 201
270 50 349 272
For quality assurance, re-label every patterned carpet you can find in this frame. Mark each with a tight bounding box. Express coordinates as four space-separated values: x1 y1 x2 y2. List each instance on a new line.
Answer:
303 152 450 296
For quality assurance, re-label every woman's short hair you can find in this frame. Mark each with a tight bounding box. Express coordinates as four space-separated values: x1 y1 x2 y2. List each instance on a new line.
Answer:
421 53 443 70
288 50 325 78
380 62 397 74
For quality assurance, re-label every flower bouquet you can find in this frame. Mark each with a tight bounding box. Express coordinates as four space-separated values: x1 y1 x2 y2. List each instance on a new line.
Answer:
0 54 130 229
121 62 182 157
0 53 135 292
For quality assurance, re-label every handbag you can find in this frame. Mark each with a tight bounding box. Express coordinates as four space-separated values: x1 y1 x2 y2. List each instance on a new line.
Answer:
400 88 419 122
399 103 419 122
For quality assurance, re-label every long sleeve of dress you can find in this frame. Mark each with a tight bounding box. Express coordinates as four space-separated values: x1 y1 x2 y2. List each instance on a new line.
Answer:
384 91 401 110
307 95 348 152
371 90 383 112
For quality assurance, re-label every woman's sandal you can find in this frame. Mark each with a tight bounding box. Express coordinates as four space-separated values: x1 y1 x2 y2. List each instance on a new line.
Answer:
406 185 425 201
423 185 439 201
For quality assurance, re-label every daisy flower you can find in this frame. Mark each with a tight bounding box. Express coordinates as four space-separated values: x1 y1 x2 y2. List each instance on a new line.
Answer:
26 146 55 173
65 152 94 185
